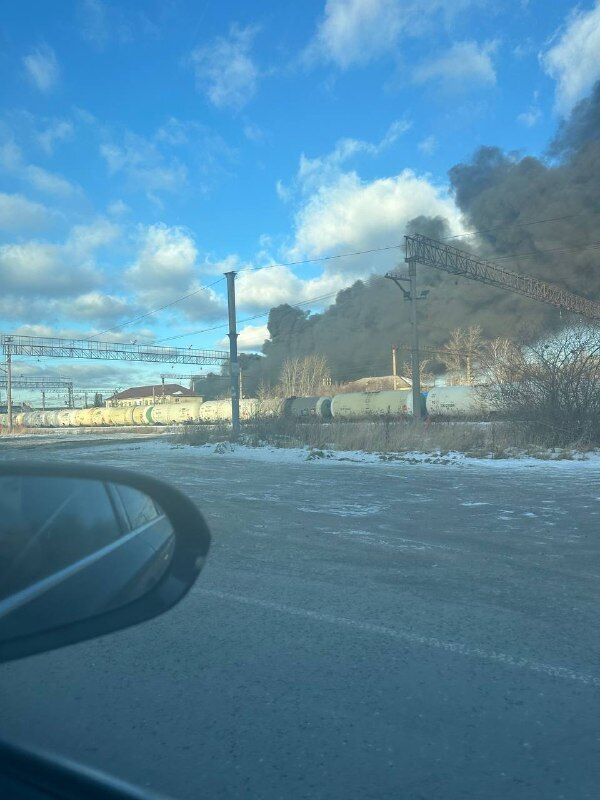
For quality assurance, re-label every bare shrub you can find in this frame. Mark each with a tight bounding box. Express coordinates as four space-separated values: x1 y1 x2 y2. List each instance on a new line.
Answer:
481 325 600 446
175 423 231 446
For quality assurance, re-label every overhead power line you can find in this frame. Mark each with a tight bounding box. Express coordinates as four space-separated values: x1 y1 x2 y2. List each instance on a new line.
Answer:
236 244 405 274
155 290 340 344
84 210 600 343
442 213 582 241
87 277 226 340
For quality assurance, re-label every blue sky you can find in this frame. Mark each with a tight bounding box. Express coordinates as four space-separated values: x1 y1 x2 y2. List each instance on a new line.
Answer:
1 0 600 393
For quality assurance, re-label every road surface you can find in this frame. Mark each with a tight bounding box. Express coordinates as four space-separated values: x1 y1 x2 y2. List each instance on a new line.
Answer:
0 440 599 799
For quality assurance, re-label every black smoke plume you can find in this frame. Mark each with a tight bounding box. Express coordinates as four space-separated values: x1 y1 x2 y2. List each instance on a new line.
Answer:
247 85 600 388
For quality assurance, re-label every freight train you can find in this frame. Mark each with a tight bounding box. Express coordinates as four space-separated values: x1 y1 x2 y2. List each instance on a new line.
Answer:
0 386 491 430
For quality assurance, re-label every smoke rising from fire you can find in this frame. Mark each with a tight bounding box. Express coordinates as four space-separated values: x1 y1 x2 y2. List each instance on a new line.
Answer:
248 84 600 387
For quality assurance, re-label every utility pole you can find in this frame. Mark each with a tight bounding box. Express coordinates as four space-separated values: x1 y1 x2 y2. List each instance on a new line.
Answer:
6 337 13 433
225 271 240 438
67 384 74 409
239 367 243 401
391 345 398 390
385 253 427 421
408 259 422 421
41 390 46 410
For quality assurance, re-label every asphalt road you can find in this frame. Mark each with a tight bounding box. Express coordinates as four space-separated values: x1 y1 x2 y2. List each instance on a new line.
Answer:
0 441 599 800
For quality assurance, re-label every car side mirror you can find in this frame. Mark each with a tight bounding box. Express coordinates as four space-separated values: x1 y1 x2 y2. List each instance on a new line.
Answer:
0 461 211 663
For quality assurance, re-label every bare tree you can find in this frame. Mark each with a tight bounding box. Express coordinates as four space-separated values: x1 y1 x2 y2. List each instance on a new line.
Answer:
278 354 332 397
481 325 600 445
442 326 484 384
401 358 435 387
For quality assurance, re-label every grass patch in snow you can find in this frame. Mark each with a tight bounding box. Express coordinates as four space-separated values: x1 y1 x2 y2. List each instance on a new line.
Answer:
173 418 598 462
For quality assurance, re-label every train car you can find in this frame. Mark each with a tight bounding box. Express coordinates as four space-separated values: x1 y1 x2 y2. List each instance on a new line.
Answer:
425 386 491 417
330 390 412 419
148 404 175 425
196 400 232 422
37 410 54 427
282 396 332 419
104 406 136 426
85 407 103 426
132 405 154 425
74 408 94 426
316 397 333 419
22 411 44 427
170 400 205 423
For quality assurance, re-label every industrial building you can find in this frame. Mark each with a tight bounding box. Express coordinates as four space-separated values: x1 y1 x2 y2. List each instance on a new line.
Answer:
106 384 201 408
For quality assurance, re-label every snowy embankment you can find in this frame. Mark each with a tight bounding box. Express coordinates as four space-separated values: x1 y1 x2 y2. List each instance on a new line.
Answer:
167 440 600 470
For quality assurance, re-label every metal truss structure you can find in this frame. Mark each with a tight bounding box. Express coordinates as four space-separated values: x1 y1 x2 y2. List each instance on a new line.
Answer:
0 334 230 366
0 377 73 391
403 234 600 320
160 373 199 386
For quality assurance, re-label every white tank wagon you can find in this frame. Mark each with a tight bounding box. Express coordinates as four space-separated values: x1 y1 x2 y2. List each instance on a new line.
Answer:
331 390 412 419
190 397 282 424
425 386 493 417
282 396 333 419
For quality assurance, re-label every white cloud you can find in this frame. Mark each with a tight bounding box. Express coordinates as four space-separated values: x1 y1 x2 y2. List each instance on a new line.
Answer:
243 121 266 143
236 264 359 312
37 119 74 154
292 119 411 196
218 323 270 351
0 217 119 298
67 291 137 323
517 107 541 127
100 136 187 196
79 0 112 48
0 242 98 297
304 0 407 69
276 180 292 202
23 45 60 92
24 164 81 197
541 1 600 115
413 40 497 91
68 218 120 253
418 135 438 155
304 0 483 70
77 0 158 50
190 25 259 110
100 119 233 199
291 169 462 264
126 224 197 290
107 198 130 216
0 140 81 198
0 192 54 231
0 291 140 327
236 266 305 310
126 224 225 321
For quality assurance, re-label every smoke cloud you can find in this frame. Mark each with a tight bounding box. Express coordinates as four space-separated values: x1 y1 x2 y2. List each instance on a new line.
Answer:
247 84 600 388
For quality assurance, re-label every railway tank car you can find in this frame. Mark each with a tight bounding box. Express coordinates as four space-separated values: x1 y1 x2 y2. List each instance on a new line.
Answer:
282 396 333 419
425 386 492 417
330 390 412 419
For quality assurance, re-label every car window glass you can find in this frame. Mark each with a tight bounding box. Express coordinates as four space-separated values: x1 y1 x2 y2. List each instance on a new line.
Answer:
115 485 162 530
0 476 123 599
